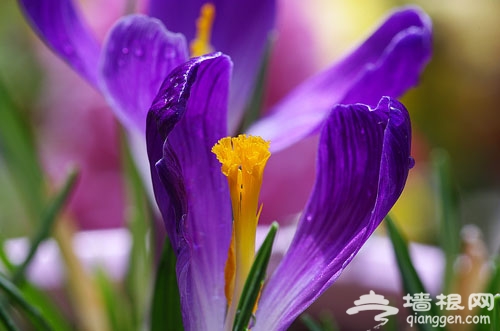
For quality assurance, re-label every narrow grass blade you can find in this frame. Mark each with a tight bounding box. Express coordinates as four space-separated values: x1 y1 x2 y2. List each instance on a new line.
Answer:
300 314 323 331
0 273 53 330
492 295 500 331
12 168 78 283
150 239 183 331
300 313 338 331
120 130 153 328
0 79 45 219
232 222 278 331
318 313 338 331
0 238 14 273
20 283 72 331
385 215 442 331
0 300 19 331
432 150 460 294
95 269 134 331
238 36 274 132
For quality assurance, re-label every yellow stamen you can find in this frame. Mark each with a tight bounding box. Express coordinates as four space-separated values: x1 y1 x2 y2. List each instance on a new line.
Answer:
212 134 271 329
190 3 215 57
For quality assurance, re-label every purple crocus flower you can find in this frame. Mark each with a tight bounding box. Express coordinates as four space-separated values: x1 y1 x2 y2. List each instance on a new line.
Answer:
146 52 413 330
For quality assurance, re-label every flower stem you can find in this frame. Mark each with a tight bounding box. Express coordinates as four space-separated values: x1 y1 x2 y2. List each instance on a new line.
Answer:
53 218 110 331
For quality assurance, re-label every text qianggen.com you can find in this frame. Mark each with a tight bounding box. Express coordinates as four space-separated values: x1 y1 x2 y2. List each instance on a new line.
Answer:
407 313 490 328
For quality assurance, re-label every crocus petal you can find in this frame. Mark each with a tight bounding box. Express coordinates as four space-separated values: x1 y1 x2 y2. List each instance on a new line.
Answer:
99 15 189 135
146 53 233 331
18 0 101 86
255 97 412 330
248 6 430 152
149 0 275 131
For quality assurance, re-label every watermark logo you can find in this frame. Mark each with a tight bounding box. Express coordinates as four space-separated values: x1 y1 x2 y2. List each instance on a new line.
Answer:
346 290 399 330
347 291 496 329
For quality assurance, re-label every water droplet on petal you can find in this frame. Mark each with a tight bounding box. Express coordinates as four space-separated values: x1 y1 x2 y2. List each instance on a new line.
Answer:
306 215 313 222
121 47 129 55
408 156 415 169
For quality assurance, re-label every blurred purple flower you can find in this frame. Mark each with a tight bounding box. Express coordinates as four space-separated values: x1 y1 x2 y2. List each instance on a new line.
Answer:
18 0 275 135
146 53 413 330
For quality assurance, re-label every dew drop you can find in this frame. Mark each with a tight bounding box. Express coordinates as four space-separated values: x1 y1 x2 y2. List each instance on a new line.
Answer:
121 47 129 55
306 215 313 222
408 156 415 169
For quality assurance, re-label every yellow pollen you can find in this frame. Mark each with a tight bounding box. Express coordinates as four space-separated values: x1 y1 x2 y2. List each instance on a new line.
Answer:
190 3 215 57
212 134 271 329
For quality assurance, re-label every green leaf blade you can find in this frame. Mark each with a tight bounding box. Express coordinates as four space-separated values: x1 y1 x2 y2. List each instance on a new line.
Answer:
19 283 72 331
0 273 53 331
12 168 79 284
237 36 274 133
232 222 278 331
120 129 153 329
386 214 443 331
150 239 183 331
0 301 19 331
432 150 461 295
0 80 45 220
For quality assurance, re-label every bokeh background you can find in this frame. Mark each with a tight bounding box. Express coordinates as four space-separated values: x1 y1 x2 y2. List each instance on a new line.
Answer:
1 0 499 329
